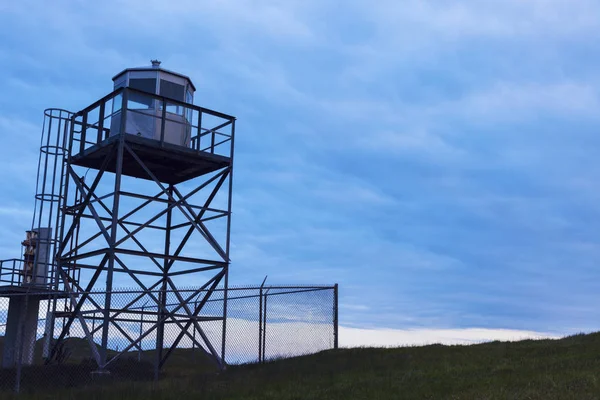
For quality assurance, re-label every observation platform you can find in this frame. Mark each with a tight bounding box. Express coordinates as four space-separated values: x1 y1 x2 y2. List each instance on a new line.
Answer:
0 285 71 299
70 86 235 185
71 134 231 185
0 259 78 299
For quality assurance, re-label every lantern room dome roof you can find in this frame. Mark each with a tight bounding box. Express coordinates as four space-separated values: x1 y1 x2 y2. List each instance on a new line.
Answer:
112 60 196 92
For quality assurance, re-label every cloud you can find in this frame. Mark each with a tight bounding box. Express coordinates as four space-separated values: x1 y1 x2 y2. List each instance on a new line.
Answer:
365 0 600 39
107 0 316 41
2 0 600 341
0 206 32 218
340 303 369 311
357 129 463 162
447 82 600 121
338 326 560 347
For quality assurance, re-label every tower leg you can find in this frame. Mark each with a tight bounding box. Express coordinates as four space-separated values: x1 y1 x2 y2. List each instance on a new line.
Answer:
2 296 41 368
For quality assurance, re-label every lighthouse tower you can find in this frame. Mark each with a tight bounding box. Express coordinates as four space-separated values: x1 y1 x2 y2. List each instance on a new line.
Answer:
48 61 235 374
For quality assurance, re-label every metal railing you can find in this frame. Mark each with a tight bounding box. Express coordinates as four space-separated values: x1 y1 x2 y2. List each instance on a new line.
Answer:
0 258 81 293
70 87 236 159
0 259 23 286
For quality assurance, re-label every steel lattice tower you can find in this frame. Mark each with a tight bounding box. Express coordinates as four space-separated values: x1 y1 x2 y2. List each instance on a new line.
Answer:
48 63 235 373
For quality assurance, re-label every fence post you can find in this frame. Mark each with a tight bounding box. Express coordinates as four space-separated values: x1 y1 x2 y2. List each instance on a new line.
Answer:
262 294 268 362
258 287 263 363
138 305 144 362
334 283 339 350
192 299 196 353
258 277 267 363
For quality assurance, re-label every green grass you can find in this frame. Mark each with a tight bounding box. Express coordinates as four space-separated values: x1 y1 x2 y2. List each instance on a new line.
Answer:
4 332 600 399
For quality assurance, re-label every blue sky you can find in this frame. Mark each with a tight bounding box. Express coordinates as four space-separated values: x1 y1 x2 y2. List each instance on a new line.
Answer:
1 0 600 343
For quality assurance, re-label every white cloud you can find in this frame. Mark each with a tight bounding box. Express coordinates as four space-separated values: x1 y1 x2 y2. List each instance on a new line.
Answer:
113 0 316 41
454 82 600 120
349 0 600 47
310 181 397 207
358 129 463 161
339 326 560 347
2 0 600 341
341 303 370 311
0 206 33 218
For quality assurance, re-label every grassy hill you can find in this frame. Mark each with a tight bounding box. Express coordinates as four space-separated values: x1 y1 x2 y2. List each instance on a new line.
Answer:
4 332 600 399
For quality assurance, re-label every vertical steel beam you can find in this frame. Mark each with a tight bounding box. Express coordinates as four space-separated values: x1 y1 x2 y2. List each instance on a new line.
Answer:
221 119 235 363
100 90 128 369
156 185 173 379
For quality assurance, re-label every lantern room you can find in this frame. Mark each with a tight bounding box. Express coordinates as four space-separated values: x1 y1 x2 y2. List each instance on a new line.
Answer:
109 60 196 147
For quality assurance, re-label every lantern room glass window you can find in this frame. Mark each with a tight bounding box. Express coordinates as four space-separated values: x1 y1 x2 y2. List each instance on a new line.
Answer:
129 78 156 109
160 80 185 102
159 80 186 115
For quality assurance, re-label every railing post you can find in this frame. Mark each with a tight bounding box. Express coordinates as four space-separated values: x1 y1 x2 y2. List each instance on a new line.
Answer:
211 128 215 154
119 89 129 137
5 260 11 285
79 112 87 155
97 102 105 144
196 111 202 151
66 113 76 165
334 283 338 350
160 99 167 146
17 260 22 286
3 260 8 285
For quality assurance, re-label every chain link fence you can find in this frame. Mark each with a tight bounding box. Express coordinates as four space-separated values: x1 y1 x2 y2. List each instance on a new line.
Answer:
0 283 338 394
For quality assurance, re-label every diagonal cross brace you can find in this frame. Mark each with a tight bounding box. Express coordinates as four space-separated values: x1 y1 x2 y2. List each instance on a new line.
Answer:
111 256 207 350
48 255 108 365
123 143 228 261
102 270 226 368
171 185 228 261
58 145 115 256
67 167 112 244
167 170 229 270
113 162 228 248
63 187 170 258
82 182 164 271
159 275 225 369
